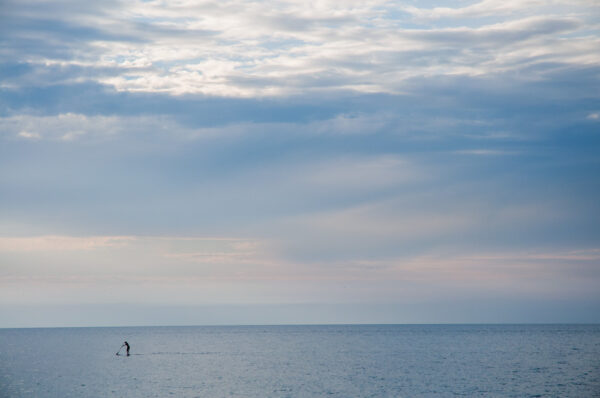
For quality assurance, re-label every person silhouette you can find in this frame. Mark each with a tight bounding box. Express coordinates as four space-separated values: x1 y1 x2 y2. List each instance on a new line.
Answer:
123 341 130 356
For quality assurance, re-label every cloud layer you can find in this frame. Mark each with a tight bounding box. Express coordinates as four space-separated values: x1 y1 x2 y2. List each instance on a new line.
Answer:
1 0 599 325
2 0 598 96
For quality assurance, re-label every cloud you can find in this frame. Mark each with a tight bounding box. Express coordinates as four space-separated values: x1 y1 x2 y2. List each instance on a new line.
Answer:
367 248 600 298
407 16 582 46
0 235 289 291
453 149 519 156
0 235 135 252
1 233 598 308
17 130 41 140
0 113 192 141
1 1 599 322
402 0 547 20
1 0 597 96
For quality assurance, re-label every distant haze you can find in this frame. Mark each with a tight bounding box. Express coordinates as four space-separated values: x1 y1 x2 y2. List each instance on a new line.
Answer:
1 0 599 327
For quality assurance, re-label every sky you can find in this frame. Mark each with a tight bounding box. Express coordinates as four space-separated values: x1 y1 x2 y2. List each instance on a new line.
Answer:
1 0 599 327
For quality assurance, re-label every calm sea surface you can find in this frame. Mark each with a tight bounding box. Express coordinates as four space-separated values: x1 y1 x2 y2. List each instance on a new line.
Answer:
1 324 599 397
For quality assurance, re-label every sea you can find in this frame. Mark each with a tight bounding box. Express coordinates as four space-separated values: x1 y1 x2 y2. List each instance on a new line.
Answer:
1 324 599 397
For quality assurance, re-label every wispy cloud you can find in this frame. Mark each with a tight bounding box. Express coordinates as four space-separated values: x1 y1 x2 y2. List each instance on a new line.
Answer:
0 113 191 141
453 149 519 156
0 235 135 251
400 0 590 20
1 0 599 323
1 0 597 96
1 233 598 306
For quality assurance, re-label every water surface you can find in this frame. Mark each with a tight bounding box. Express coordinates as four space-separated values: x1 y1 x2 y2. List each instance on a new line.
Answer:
1 324 599 397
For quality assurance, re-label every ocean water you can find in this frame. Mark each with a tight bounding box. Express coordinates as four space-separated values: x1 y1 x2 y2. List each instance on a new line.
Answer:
0 324 599 397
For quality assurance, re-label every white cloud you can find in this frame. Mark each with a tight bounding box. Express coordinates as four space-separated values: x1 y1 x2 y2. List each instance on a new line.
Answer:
0 111 400 142
0 113 194 141
3 0 598 96
0 235 135 252
17 131 41 140
402 0 545 20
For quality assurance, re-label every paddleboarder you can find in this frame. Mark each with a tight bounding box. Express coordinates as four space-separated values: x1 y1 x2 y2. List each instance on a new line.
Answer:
121 341 130 356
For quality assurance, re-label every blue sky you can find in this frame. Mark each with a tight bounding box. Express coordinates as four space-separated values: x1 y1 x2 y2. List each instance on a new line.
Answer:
1 0 599 327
